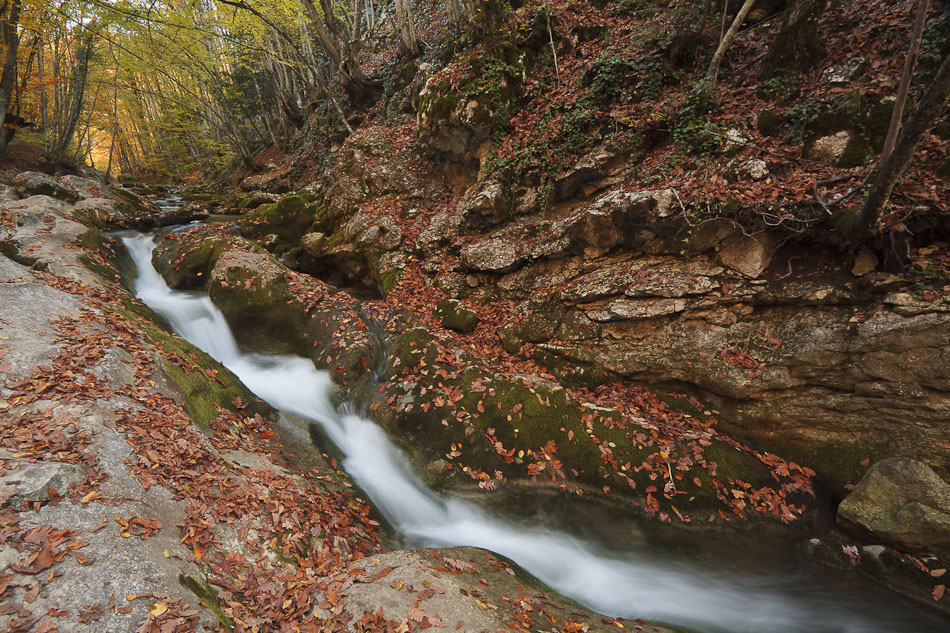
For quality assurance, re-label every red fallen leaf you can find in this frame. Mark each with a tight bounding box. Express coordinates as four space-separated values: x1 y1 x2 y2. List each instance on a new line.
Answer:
455 621 464 630
934 585 946 601
370 565 394 582
408 606 425 622
931 569 947 577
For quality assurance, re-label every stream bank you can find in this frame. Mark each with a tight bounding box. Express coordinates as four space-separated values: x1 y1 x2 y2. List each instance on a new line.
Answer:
0 173 685 633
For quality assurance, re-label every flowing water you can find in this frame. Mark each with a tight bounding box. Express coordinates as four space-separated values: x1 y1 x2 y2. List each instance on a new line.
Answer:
123 232 949 633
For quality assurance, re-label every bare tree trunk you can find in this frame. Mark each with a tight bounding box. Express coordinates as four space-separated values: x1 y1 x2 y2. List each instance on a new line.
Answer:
881 0 929 162
394 0 419 56
0 0 23 156
705 0 756 88
851 52 950 242
48 30 95 165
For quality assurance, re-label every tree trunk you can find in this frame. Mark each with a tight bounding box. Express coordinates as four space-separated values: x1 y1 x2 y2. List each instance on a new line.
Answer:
48 30 95 166
881 0 930 162
760 0 828 80
851 51 950 242
0 0 23 156
395 0 420 56
705 0 756 88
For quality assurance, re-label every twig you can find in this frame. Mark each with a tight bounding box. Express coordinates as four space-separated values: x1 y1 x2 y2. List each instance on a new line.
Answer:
546 3 560 89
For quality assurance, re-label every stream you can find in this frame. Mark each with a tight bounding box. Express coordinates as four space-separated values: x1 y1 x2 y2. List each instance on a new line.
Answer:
122 222 949 633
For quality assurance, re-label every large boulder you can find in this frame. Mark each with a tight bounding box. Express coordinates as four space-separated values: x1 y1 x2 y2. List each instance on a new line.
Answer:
837 458 950 551
13 171 78 202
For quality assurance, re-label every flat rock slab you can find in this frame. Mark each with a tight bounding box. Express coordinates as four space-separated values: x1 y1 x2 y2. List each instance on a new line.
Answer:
315 546 679 633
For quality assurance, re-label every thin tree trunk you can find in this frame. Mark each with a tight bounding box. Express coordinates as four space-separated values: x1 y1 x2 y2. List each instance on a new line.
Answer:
49 30 95 165
852 52 950 242
881 0 929 162
705 0 756 88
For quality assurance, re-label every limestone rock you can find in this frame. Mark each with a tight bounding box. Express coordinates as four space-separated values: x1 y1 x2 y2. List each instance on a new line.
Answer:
460 238 520 273
821 57 867 85
722 128 749 154
851 246 879 277
59 175 110 200
434 299 479 333
837 458 950 551
806 131 852 164
0 461 86 505
13 171 78 202
716 234 774 278
739 158 769 181
301 231 327 257
587 298 688 322
73 197 122 226
316 548 678 633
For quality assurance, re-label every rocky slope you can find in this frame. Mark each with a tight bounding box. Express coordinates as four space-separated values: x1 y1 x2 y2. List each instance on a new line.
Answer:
0 173 678 632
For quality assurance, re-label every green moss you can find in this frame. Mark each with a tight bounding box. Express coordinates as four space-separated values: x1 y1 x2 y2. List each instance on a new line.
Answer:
179 574 234 630
936 122 950 140
434 299 479 333
379 267 399 297
757 110 782 137
392 328 439 369
239 195 320 248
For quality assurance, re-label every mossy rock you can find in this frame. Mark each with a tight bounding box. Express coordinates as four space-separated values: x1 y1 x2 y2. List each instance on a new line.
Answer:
757 110 782 137
434 299 479 333
940 156 950 179
393 327 440 369
132 313 272 427
152 230 257 291
239 194 323 250
179 574 235 630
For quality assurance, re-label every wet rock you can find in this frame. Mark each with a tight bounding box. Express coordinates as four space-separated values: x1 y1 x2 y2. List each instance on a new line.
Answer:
806 131 852 164
316 548 680 633
434 299 479 333
13 171 78 202
837 458 950 551
716 233 774 278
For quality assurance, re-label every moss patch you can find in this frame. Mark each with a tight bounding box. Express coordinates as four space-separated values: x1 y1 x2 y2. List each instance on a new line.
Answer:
179 574 234 630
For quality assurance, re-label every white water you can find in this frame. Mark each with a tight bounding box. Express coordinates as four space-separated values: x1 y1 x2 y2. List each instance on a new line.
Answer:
124 233 946 633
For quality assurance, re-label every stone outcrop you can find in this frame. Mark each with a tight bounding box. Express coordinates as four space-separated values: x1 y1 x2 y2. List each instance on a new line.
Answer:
837 459 950 551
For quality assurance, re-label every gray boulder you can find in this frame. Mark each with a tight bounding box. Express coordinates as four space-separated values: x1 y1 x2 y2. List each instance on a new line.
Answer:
837 458 950 551
13 171 78 202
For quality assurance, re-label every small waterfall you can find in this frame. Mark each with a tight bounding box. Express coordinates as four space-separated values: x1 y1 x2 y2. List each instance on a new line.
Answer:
122 233 947 633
